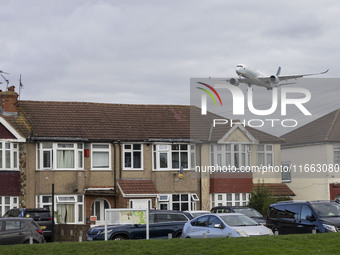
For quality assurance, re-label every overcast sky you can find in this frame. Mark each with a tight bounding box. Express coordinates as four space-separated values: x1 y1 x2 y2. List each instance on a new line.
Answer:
1 0 340 135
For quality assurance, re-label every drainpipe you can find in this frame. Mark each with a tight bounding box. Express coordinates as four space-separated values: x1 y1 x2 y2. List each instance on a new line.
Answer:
199 143 202 210
118 141 122 179
113 143 117 208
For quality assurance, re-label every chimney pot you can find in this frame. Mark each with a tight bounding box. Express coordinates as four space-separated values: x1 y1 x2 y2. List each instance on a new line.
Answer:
8 86 15 92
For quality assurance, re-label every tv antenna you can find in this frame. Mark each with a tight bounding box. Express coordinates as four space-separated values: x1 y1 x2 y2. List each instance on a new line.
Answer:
0 74 9 89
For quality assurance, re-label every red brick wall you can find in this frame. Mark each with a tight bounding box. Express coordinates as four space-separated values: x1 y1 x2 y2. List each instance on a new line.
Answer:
0 91 18 113
0 124 16 139
0 171 20 196
85 195 116 220
329 183 340 200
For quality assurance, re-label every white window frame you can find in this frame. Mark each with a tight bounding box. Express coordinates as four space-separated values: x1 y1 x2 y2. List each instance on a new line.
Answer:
91 143 111 170
156 193 198 211
0 141 19 170
153 144 194 171
157 194 170 202
210 144 251 169
281 162 291 182
210 193 250 208
0 196 19 216
36 142 84 170
36 195 84 224
334 144 340 165
257 144 274 167
123 144 143 170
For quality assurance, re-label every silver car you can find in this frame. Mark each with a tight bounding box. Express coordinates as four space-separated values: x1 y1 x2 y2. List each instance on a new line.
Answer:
181 213 273 238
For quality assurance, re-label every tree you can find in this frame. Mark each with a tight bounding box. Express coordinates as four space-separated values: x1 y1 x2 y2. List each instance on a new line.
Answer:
248 181 292 216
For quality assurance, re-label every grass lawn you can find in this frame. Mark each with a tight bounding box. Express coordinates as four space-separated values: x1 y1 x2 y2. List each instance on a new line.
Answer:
1 233 339 255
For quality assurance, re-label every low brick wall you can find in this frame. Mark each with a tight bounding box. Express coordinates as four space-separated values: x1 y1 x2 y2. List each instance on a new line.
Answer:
54 224 91 242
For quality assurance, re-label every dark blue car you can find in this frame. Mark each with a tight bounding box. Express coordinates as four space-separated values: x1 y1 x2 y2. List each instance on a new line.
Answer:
86 210 193 240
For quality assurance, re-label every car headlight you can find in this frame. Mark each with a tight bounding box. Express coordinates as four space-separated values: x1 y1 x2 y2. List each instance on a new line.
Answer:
322 224 337 232
267 228 274 236
235 229 249 237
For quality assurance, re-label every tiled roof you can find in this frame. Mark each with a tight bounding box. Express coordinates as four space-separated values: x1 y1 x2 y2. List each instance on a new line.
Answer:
281 109 340 147
118 179 158 195
260 183 295 196
2 101 281 143
13 101 191 141
210 173 253 193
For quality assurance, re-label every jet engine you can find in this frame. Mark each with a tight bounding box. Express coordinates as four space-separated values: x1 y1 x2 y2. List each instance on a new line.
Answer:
230 78 240 86
269 75 280 85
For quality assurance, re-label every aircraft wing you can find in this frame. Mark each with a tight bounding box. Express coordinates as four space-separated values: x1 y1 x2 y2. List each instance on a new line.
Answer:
278 69 329 81
209 77 251 84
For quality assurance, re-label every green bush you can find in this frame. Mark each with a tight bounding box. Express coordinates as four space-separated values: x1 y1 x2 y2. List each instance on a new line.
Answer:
248 181 292 216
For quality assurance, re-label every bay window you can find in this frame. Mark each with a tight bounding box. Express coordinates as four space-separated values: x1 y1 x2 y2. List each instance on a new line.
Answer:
37 142 84 170
0 141 19 170
257 144 273 167
36 195 84 224
210 144 250 168
0 196 19 216
157 193 199 211
211 193 249 207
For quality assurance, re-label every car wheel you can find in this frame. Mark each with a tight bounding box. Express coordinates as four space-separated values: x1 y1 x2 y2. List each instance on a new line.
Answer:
174 231 182 238
112 235 128 241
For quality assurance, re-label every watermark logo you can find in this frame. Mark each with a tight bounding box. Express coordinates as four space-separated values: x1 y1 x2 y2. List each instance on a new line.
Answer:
196 82 222 114
198 83 311 116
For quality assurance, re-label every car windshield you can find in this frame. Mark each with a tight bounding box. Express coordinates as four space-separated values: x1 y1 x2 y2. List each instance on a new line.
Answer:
220 215 259 227
311 202 340 217
233 208 263 218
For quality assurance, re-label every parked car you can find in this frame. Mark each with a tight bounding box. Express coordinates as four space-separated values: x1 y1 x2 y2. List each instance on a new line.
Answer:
86 210 193 241
0 218 45 245
210 206 265 224
266 200 340 234
181 213 273 238
230 207 265 224
185 210 211 218
210 206 235 214
3 208 53 241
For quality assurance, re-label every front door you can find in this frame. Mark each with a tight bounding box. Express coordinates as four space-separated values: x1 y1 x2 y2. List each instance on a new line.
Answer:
91 198 110 226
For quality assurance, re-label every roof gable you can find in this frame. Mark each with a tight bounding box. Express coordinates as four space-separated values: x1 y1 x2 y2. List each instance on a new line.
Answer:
217 125 257 144
0 117 26 142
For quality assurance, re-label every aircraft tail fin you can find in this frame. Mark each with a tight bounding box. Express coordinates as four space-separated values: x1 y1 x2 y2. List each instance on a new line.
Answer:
276 66 281 76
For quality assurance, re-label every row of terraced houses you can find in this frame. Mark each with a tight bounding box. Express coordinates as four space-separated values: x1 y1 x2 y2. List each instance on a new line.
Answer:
1 86 340 240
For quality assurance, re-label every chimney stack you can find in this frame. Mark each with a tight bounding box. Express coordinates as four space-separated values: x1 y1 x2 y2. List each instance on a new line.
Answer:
0 86 18 115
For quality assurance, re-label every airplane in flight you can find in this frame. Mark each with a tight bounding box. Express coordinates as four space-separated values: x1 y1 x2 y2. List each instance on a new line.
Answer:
210 64 329 90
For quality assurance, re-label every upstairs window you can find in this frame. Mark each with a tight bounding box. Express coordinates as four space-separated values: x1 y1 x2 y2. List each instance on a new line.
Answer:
210 144 250 168
0 141 19 170
91 144 111 170
37 142 84 170
153 144 194 170
334 144 340 165
123 144 143 170
257 144 273 167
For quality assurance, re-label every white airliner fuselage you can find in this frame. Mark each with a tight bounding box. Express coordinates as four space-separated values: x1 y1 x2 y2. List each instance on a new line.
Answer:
216 64 329 89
